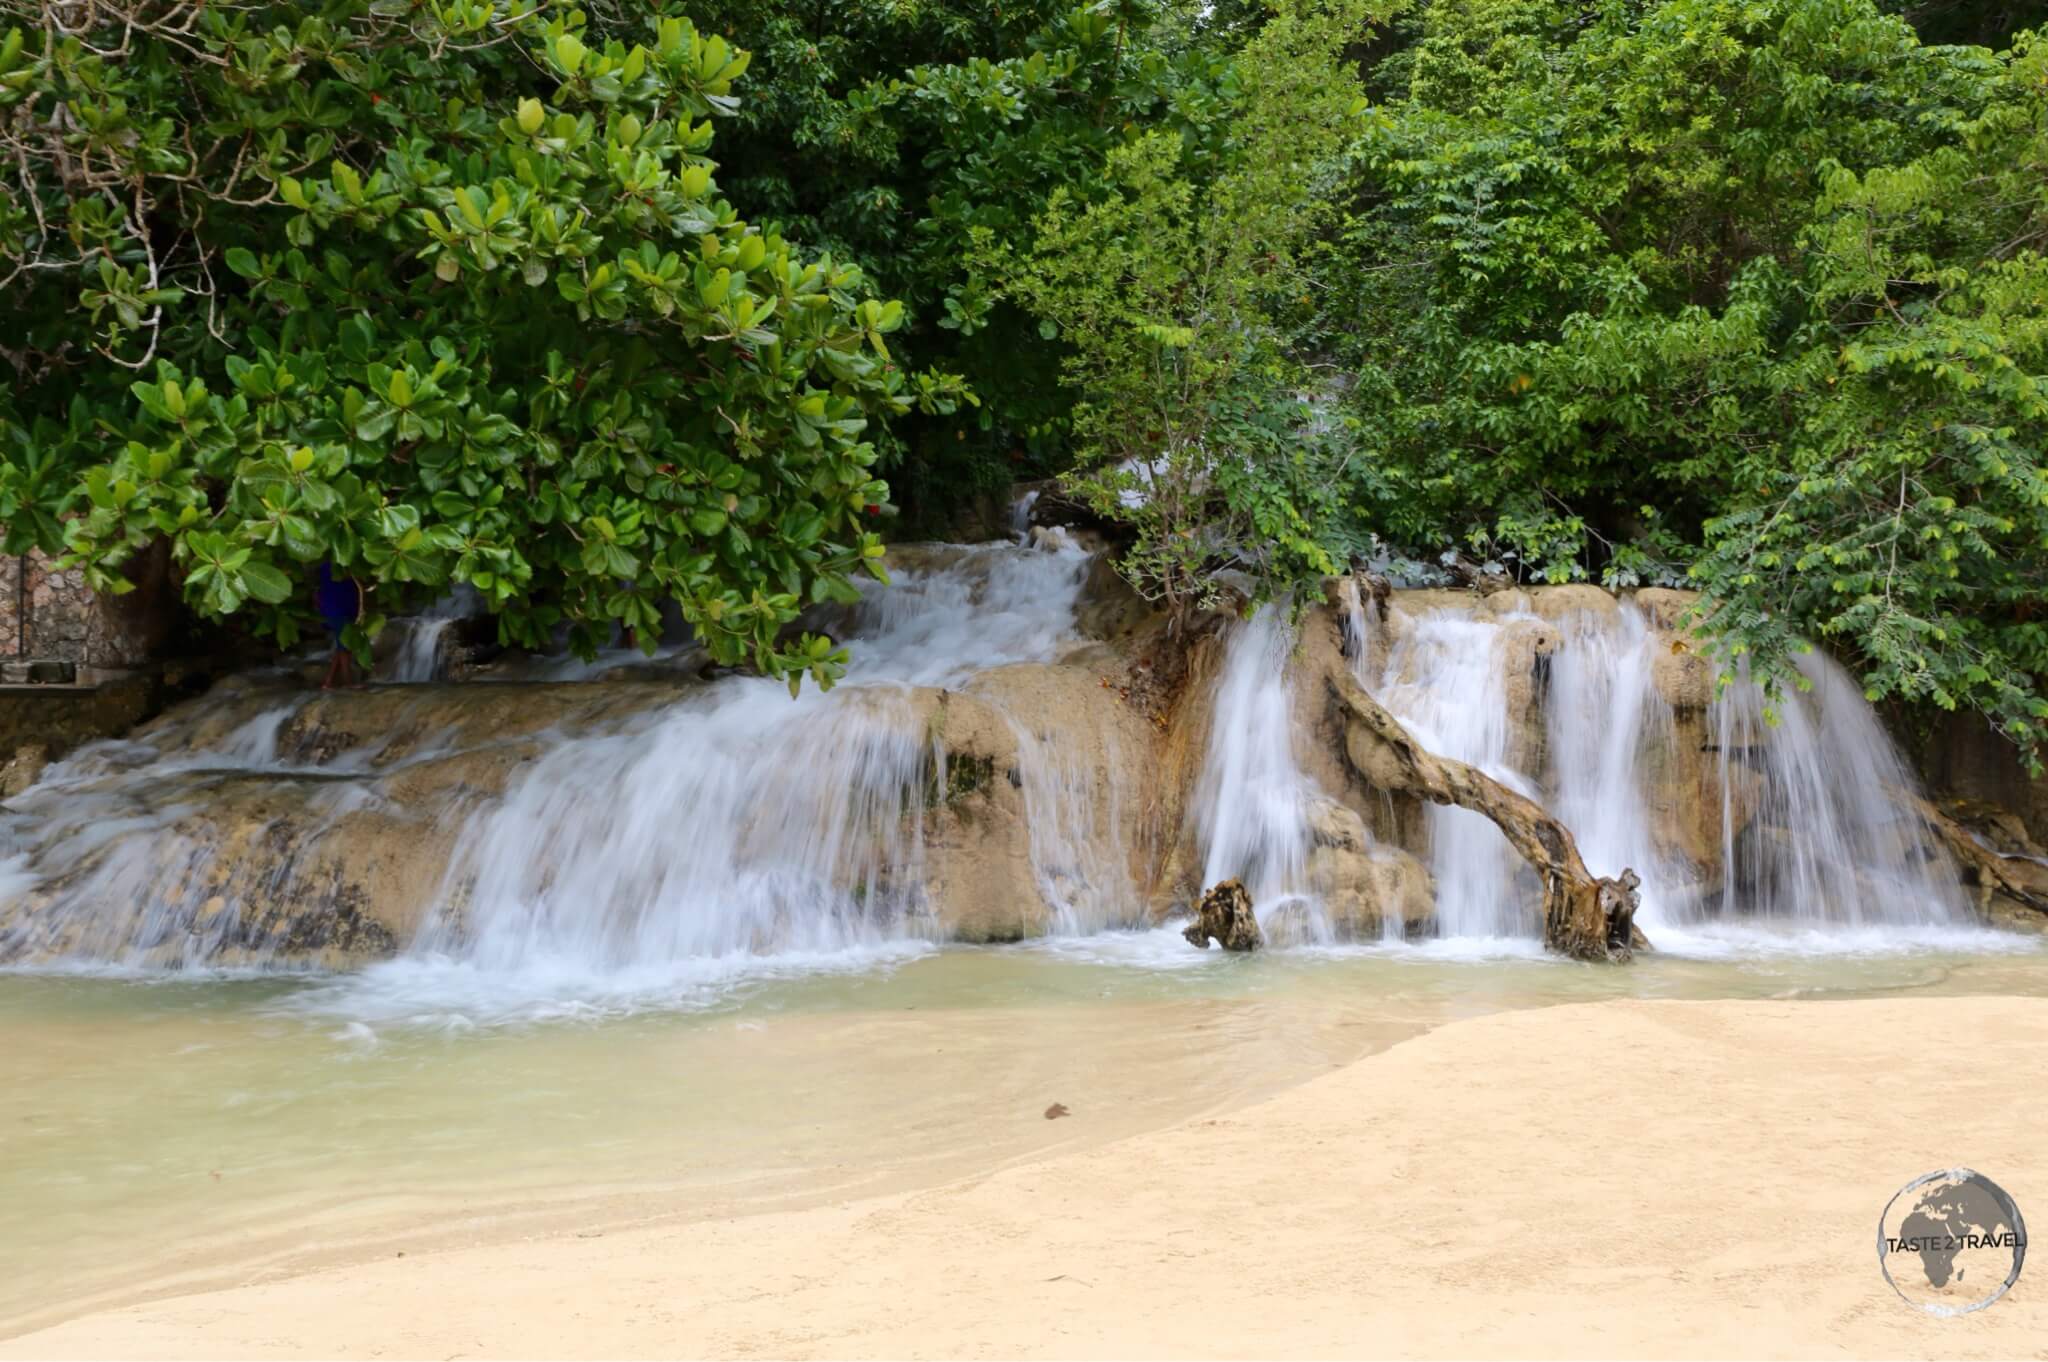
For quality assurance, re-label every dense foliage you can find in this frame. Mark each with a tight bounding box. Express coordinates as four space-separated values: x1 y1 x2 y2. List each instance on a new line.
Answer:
0 0 968 687
2 0 2044 755
1336 0 2048 746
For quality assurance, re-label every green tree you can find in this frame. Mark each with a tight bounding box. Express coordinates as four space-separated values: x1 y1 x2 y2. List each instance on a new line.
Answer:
1332 0 2048 754
987 0 1376 625
0 1 969 688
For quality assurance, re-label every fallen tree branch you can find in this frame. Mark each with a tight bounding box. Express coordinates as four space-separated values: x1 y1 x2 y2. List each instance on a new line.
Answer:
1183 878 1261 951
1325 670 1644 962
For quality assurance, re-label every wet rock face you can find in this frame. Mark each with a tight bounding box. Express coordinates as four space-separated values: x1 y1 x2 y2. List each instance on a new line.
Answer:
1486 584 1621 623
1633 587 1702 632
908 686 1044 944
0 774 454 969
1302 797 1435 938
1635 610 1756 901
0 746 49 799
1495 618 1561 775
912 660 1159 943
1937 798 2048 928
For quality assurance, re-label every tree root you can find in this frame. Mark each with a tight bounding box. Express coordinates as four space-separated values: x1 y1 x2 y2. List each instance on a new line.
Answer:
1183 878 1262 951
1326 670 1644 962
1910 794 2048 917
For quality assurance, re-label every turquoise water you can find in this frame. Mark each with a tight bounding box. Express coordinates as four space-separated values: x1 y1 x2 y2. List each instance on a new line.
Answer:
4 925 2044 1337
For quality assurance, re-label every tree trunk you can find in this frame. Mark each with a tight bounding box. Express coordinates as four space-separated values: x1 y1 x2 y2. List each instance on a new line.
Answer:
1325 670 1644 962
1183 878 1262 951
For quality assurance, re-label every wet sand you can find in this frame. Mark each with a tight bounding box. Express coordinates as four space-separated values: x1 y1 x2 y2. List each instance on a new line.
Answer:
9 994 2046 1359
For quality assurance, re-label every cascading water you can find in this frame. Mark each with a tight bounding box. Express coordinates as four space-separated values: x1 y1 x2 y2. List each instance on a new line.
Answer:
418 687 937 972
389 618 454 684
1010 718 1137 935
1707 650 1970 929
1367 608 1543 938
1193 609 1325 935
0 538 2004 985
1543 605 1691 922
0 537 1147 991
420 539 1120 972
1357 590 1972 945
383 585 484 683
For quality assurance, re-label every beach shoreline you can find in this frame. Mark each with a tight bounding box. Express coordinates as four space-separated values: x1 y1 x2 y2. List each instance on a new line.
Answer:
8 994 2045 1359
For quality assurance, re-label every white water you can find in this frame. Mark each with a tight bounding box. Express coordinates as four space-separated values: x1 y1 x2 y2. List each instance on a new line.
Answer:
1369 610 1541 938
1706 651 1970 928
1193 609 1323 935
1011 718 1138 935
389 618 454 683
0 545 2015 996
1352 592 1975 948
384 585 484 683
1545 607 1688 922
0 539 1152 1004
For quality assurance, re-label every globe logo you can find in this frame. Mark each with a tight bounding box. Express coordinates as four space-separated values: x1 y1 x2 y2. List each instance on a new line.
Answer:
1877 1169 2027 1315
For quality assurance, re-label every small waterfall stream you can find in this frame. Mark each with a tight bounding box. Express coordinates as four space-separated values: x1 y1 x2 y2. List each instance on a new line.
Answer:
1368 610 1540 938
420 541 1101 975
1193 610 1321 932
1351 592 1972 944
1709 652 1970 929
1544 607 1687 921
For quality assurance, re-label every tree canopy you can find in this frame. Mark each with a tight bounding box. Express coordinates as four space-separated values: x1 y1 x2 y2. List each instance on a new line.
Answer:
2 0 2045 754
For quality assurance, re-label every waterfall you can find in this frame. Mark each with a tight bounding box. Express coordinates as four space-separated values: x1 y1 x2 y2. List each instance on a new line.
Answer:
1010 719 1136 935
389 618 454 684
1192 609 1322 932
1544 605 1691 922
0 539 1134 980
1010 489 1040 542
0 550 1994 980
418 686 936 969
1708 651 1970 929
1361 591 1971 943
378 540 1112 973
383 585 483 684
1369 608 1540 938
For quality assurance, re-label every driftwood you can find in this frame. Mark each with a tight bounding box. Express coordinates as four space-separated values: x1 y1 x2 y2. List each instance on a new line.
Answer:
1326 670 1643 962
1183 878 1262 951
1911 795 2048 916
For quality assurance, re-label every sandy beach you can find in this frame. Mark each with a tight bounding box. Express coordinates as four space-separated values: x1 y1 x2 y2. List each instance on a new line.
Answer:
6 994 2045 1359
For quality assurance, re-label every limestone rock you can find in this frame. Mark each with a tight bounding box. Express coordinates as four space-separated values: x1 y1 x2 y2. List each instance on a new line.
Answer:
1523 584 1623 622
1073 553 1157 644
1633 587 1703 632
0 745 49 799
1650 643 1715 713
1302 796 1436 937
1496 618 1562 775
914 660 1160 942
1388 588 1480 620
908 686 1046 944
1482 584 1620 623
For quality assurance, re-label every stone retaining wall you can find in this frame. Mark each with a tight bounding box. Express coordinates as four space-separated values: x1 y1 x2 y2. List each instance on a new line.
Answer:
1 548 173 678
0 675 160 794
0 555 19 659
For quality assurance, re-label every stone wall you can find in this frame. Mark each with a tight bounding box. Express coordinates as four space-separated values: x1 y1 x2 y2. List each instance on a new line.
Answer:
1 546 175 678
0 675 160 793
0 555 19 659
